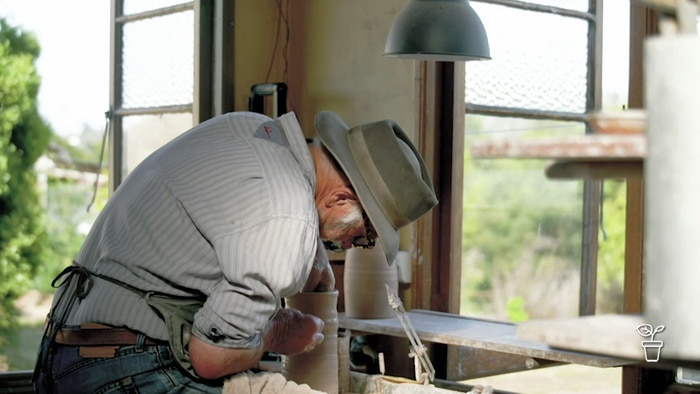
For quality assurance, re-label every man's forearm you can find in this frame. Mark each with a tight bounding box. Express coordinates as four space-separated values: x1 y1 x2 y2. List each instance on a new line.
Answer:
189 335 264 380
188 308 323 380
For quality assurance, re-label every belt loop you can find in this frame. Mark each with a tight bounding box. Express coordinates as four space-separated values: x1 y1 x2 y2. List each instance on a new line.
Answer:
136 333 146 352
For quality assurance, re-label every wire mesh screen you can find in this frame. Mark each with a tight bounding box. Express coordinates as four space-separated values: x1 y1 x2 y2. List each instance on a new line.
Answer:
122 113 193 175
466 3 589 114
121 10 194 109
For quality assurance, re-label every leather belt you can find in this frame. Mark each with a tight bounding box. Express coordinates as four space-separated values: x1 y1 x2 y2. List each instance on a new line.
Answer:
51 323 167 347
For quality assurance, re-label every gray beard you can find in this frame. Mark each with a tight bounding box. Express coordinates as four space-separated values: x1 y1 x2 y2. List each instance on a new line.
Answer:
320 202 364 252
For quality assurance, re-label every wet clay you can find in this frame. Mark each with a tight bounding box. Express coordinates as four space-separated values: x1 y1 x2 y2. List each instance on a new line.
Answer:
282 290 339 394
344 244 398 318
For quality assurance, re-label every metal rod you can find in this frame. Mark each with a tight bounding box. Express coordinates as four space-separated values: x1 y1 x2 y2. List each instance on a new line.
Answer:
109 0 124 191
577 0 604 317
471 0 595 21
385 284 436 383
114 104 193 117
465 103 588 122
115 2 194 24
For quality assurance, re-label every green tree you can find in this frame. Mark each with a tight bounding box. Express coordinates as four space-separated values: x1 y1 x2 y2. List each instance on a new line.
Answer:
0 18 51 344
596 180 626 313
461 117 585 321
461 116 627 320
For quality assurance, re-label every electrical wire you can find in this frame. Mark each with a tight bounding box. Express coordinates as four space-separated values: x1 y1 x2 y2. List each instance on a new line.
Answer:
264 1 282 83
265 0 290 84
86 109 111 213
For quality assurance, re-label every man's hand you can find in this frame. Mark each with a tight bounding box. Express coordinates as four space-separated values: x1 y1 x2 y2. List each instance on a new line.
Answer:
302 240 335 292
263 308 325 355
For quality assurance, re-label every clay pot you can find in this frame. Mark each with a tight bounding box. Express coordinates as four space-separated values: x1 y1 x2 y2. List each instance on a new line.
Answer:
344 244 398 318
282 290 339 394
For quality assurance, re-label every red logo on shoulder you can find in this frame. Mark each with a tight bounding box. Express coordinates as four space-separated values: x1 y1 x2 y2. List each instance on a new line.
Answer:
264 125 273 138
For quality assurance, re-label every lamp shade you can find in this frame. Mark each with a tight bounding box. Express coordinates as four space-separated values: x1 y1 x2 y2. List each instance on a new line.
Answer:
385 0 490 61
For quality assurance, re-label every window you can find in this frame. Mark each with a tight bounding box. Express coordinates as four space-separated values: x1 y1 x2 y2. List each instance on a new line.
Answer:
109 0 210 189
461 0 629 322
453 1 630 390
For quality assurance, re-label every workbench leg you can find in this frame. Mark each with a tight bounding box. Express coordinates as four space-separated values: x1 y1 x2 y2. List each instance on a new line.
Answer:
622 365 674 394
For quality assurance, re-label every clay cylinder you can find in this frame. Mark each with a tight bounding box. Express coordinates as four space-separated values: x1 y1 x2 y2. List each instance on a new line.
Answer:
282 290 339 394
344 244 398 318
644 34 700 359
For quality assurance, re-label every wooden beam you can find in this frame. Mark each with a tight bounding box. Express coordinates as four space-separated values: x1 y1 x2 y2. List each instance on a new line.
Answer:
413 61 438 311
413 61 464 314
623 3 676 394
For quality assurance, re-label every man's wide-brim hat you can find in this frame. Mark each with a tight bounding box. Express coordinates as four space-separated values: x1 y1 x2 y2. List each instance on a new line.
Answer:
315 111 438 266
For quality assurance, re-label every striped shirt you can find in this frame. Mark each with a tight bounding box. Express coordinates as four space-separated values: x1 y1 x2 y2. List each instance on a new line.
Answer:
61 111 319 349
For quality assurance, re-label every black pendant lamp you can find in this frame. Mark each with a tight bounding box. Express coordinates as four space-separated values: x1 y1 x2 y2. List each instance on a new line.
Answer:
385 0 491 61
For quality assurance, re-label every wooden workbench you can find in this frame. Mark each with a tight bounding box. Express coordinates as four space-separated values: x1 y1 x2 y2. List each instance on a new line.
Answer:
339 310 629 368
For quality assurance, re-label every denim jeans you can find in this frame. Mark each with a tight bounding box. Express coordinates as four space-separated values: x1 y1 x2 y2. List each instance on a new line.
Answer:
34 337 223 393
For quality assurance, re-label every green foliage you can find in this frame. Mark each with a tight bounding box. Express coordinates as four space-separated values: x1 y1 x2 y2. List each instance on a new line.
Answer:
0 18 51 345
596 180 626 313
35 176 106 292
462 156 583 318
0 19 106 368
461 116 627 320
506 296 530 323
463 118 579 320
0 19 40 59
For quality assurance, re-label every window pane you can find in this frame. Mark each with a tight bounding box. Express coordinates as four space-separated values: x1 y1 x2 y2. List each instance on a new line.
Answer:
122 113 193 175
462 116 585 321
602 1 630 110
466 3 589 113
121 11 194 108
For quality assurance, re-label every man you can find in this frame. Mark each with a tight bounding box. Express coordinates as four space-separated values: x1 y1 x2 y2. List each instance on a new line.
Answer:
34 110 438 393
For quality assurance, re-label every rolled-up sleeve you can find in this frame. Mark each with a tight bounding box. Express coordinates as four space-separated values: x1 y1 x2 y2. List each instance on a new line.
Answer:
192 216 318 348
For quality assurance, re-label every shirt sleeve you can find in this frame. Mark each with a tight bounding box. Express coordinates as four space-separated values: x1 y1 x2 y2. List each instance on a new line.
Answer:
191 216 318 348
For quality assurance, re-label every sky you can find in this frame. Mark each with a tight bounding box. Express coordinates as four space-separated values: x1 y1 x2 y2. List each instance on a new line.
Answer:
0 1 629 137
0 0 110 137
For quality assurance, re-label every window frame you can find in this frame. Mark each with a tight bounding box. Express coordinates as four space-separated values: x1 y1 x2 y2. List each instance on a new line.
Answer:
108 0 234 190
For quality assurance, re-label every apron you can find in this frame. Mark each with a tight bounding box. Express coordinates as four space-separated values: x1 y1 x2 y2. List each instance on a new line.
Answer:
33 263 205 386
